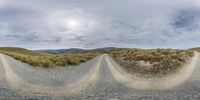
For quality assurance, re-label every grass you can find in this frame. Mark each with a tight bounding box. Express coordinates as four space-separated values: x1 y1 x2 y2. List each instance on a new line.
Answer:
108 48 194 77
189 47 200 53
0 47 101 68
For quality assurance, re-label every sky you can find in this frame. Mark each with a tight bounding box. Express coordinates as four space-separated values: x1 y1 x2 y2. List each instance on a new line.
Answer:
0 0 200 49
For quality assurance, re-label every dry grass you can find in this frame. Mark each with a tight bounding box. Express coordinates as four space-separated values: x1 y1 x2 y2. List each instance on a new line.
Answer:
0 47 101 68
108 48 194 77
0 47 195 75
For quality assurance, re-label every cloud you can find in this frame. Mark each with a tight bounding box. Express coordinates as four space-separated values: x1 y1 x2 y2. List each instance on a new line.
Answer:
0 0 200 49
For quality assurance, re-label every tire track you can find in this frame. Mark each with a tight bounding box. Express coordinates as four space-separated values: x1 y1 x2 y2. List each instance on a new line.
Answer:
0 54 104 96
105 52 200 90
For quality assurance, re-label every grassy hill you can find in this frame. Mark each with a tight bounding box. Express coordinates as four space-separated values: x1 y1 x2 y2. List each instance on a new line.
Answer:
0 47 50 56
35 47 116 54
0 47 101 68
189 47 200 52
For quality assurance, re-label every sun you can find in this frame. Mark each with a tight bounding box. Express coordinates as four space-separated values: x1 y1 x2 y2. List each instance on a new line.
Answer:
65 19 80 29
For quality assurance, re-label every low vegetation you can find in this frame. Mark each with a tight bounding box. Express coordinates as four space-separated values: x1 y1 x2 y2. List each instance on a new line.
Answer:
108 48 194 77
0 47 101 68
0 47 196 77
189 47 200 53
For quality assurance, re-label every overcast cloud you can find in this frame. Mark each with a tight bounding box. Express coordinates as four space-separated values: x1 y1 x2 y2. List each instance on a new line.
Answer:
0 0 200 49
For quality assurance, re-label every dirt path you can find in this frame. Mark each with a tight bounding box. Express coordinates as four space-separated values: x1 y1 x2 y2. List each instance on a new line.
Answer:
0 53 200 99
0 54 103 96
105 52 200 90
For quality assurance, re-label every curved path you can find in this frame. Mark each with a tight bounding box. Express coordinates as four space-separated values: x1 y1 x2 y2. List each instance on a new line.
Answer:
0 54 103 96
0 53 200 99
105 52 199 90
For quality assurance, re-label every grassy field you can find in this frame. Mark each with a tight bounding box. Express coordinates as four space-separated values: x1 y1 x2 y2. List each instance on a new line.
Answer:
0 47 196 77
189 47 200 53
0 47 101 68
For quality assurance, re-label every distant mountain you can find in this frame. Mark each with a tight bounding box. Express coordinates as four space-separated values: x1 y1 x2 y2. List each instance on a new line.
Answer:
36 48 86 53
94 47 116 50
35 47 117 54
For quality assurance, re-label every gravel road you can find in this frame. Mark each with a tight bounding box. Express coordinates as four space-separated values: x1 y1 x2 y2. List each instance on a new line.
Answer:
0 53 200 100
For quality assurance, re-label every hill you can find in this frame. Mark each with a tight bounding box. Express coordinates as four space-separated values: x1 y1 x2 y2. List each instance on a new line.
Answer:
189 47 200 52
35 47 116 54
36 48 86 54
0 47 50 56
0 47 100 68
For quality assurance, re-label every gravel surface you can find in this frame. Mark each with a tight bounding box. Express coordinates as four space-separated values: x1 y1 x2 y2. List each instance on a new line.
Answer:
0 53 200 100
105 53 199 90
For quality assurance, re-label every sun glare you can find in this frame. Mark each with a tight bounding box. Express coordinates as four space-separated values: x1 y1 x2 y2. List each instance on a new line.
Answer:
66 19 80 29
